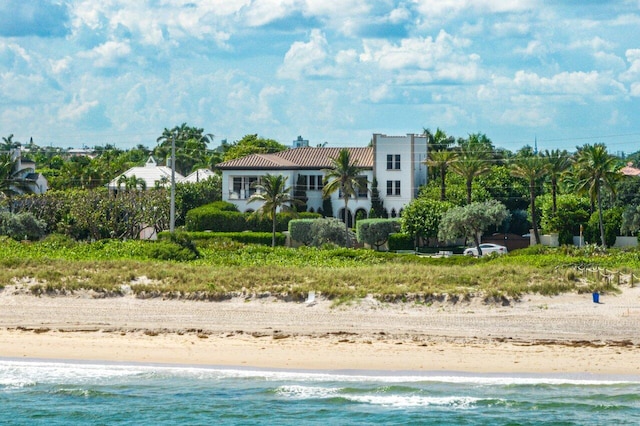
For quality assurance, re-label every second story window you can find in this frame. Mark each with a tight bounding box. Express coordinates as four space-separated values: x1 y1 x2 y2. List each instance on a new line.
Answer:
386 154 401 170
386 180 401 196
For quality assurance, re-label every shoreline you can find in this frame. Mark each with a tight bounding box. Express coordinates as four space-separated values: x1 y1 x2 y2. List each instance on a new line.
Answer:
2 285 640 375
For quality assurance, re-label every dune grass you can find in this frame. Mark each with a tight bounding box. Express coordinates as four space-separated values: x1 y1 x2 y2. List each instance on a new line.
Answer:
0 236 633 301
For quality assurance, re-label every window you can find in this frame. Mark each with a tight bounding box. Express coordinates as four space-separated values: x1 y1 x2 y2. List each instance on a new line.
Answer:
386 154 401 170
356 176 368 198
308 174 323 190
231 176 259 199
386 180 401 196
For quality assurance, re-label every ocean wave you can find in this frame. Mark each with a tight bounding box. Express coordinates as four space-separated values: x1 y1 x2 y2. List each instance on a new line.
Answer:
1 359 638 388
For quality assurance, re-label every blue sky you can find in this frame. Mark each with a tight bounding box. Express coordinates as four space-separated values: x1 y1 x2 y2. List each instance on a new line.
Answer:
1 0 639 155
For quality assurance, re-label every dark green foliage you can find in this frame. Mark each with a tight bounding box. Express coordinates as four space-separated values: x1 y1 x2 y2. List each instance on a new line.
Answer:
621 204 640 236
584 207 622 247
539 194 591 245
400 198 453 245
388 232 414 251
186 206 246 232
293 175 308 212
321 196 333 217
369 177 386 218
0 211 47 240
185 202 319 233
175 177 221 226
356 218 401 250
146 231 200 261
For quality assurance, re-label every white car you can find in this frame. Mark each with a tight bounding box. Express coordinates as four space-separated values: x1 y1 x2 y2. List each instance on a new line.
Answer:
463 243 508 257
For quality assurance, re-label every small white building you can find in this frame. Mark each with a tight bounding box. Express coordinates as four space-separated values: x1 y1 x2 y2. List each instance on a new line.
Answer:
216 133 428 224
107 156 184 191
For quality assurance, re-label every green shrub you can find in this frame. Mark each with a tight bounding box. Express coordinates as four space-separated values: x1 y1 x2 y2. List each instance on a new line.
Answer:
310 218 354 247
0 211 47 241
356 218 401 250
145 231 200 261
186 206 246 232
585 207 623 247
288 219 317 245
388 232 414 251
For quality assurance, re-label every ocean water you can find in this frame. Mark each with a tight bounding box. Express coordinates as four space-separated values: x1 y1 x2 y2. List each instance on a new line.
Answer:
1 359 639 425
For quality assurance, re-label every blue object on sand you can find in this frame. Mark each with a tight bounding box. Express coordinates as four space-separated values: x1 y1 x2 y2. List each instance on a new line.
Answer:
592 292 599 303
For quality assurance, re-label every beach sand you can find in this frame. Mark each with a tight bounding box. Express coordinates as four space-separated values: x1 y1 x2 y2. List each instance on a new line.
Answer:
1 285 640 374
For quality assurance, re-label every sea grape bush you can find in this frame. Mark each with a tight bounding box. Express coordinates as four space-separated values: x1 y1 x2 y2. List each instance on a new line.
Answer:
356 218 401 251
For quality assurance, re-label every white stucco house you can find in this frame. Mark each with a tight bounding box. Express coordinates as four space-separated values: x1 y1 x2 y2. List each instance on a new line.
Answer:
215 133 427 225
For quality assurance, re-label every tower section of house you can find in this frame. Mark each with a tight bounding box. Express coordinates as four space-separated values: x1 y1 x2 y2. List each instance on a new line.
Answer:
372 133 428 218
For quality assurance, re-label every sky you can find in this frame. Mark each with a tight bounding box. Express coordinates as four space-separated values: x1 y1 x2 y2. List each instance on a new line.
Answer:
1 1 640 155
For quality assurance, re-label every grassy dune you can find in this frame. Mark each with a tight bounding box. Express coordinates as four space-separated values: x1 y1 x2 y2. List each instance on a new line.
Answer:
1 236 636 302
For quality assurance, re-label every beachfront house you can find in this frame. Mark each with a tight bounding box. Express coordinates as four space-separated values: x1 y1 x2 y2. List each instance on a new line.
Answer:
215 133 427 225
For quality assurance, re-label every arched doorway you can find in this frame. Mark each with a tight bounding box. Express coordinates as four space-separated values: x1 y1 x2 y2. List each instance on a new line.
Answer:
339 208 354 228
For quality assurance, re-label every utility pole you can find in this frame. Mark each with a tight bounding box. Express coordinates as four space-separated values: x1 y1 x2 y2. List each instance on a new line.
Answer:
170 133 176 233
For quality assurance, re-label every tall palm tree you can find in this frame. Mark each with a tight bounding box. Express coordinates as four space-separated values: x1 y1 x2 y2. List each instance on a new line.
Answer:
510 153 546 245
572 143 621 247
449 137 492 204
542 149 572 214
322 149 366 247
248 173 299 247
426 149 457 201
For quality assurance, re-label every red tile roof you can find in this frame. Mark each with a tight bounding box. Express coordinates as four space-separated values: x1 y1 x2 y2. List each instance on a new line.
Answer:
216 147 373 170
621 162 640 176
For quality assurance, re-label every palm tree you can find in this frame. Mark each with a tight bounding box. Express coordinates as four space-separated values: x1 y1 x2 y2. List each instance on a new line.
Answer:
248 174 299 247
322 149 366 248
426 149 457 201
449 137 492 204
572 143 621 247
510 153 546 245
542 149 572 214
117 174 146 191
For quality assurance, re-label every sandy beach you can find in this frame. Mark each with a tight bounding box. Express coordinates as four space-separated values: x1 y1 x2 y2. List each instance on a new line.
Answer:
1 284 640 375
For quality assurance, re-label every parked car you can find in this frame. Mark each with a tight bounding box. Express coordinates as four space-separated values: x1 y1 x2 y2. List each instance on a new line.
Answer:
463 243 508 257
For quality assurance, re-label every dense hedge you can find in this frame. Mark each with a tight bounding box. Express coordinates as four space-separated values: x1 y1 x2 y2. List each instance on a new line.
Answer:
159 230 285 246
388 232 415 251
185 201 320 233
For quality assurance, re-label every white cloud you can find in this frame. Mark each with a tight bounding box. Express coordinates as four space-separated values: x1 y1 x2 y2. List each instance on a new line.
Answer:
620 48 640 82
510 70 624 96
58 96 99 121
413 0 538 19
360 31 470 71
79 40 131 68
278 29 345 79
630 82 640 97
249 85 286 123
243 0 299 27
